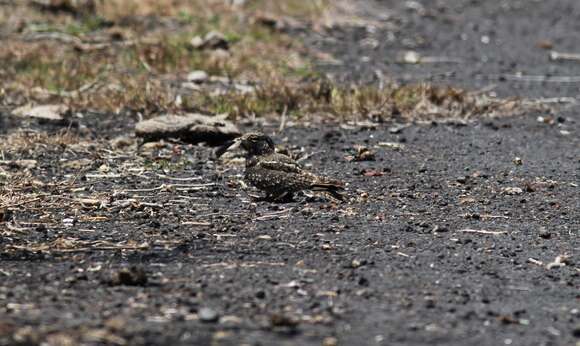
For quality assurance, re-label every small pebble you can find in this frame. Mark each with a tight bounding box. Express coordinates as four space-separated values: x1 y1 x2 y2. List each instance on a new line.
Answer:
538 228 552 239
198 307 219 323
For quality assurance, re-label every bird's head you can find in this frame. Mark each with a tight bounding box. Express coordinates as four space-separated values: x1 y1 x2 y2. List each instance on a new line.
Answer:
220 132 275 157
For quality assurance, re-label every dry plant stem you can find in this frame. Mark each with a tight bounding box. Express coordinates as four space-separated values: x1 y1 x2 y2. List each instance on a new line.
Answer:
549 51 580 62
200 262 286 269
181 221 212 226
527 258 544 266
120 183 216 193
458 229 506 235
497 74 580 83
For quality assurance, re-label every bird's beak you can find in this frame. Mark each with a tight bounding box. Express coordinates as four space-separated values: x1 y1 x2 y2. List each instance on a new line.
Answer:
215 137 241 158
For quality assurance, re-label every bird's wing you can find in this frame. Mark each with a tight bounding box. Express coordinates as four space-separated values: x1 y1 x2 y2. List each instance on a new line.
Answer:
256 153 304 173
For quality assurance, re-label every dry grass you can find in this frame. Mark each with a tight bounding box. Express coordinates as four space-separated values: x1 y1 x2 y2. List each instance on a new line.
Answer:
0 0 533 122
0 0 316 114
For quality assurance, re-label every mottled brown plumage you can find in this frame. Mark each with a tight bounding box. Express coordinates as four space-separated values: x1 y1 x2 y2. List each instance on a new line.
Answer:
227 133 345 201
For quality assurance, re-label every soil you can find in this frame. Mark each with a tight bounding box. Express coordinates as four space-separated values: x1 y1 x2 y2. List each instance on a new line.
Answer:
1 1 579 346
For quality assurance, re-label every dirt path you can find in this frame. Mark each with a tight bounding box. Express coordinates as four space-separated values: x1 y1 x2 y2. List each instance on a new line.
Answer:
309 0 580 99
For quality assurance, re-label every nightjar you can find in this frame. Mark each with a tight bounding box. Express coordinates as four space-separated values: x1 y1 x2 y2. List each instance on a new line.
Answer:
220 132 345 201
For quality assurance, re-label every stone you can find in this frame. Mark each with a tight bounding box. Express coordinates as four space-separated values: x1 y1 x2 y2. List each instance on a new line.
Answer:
190 31 229 50
186 70 209 83
503 187 524 195
198 308 219 323
31 0 96 14
135 113 240 145
12 104 68 123
107 266 148 286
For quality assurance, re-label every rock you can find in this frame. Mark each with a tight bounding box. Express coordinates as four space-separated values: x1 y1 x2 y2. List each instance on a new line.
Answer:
536 40 554 50
190 36 204 48
31 0 96 14
186 70 209 83
252 12 304 32
538 228 552 239
198 307 219 323
400 50 421 64
322 337 338 346
106 266 148 286
11 104 68 124
361 169 384 177
503 187 524 195
389 124 409 134
135 113 240 145
432 225 449 233
270 313 299 328
347 146 375 162
190 31 229 50
572 324 580 338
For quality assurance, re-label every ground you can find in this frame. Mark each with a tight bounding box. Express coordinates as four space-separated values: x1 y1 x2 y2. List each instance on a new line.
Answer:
0 1 579 346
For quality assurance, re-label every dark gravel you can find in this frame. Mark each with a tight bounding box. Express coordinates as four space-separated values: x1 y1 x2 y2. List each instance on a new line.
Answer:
307 0 580 99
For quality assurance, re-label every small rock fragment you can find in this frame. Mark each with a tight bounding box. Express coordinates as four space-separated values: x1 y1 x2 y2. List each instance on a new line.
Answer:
536 40 554 50
186 70 209 83
400 50 421 64
106 266 148 286
572 325 580 338
538 228 552 239
31 0 96 14
432 225 449 233
135 113 240 145
346 146 375 162
389 124 409 134
12 104 68 123
252 12 303 31
191 31 229 50
351 259 362 268
361 169 384 177
323 337 338 346
270 313 299 328
503 187 524 195
198 307 219 323
513 157 523 165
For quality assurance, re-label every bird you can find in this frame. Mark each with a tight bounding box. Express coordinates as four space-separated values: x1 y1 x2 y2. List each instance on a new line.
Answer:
219 132 345 201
